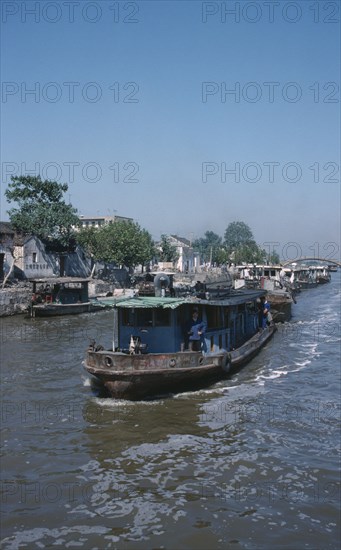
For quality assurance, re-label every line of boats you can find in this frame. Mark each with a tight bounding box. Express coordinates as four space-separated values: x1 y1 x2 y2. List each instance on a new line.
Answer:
232 263 332 323
27 262 336 401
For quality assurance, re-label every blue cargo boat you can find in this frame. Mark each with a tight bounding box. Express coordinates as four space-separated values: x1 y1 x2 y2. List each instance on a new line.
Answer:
84 288 275 400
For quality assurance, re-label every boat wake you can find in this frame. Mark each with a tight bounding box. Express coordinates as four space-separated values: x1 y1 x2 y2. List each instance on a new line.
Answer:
82 376 92 387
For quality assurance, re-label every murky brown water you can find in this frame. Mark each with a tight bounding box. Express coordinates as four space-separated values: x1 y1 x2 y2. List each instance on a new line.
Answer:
1 274 340 549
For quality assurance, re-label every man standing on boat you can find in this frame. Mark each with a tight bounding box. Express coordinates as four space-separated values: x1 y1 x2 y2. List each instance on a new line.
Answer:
260 296 271 329
186 308 207 351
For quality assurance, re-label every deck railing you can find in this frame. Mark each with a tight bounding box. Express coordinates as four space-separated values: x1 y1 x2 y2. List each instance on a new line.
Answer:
204 314 259 353
204 328 231 353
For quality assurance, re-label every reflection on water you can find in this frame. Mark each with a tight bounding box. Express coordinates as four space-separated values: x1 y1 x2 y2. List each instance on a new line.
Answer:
1 276 340 549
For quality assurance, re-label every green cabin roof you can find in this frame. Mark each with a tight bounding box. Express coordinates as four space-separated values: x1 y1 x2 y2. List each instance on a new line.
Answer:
96 290 265 310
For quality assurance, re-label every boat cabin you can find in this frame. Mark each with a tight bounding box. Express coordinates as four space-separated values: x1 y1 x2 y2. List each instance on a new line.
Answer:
314 265 331 282
112 289 266 355
31 277 90 305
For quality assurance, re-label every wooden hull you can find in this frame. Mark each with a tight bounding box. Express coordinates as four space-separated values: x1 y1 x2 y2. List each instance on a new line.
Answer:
267 293 293 322
297 281 318 290
30 301 105 317
316 277 330 284
84 325 276 400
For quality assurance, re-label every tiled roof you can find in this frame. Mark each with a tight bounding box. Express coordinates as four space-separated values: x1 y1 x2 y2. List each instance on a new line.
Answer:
170 235 191 247
0 221 15 235
0 222 33 246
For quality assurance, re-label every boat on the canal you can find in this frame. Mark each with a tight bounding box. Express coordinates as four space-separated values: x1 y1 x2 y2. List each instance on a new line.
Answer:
84 288 276 400
259 277 295 322
314 265 331 284
29 277 107 317
287 265 331 289
233 265 296 322
327 264 338 273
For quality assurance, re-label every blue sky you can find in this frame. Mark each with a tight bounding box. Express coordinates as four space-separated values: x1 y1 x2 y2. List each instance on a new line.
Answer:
1 0 340 260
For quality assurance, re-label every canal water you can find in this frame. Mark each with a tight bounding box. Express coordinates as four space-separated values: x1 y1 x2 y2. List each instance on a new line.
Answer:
1 273 340 550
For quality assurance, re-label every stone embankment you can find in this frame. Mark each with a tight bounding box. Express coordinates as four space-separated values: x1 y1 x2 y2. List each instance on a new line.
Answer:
0 284 32 316
0 279 124 317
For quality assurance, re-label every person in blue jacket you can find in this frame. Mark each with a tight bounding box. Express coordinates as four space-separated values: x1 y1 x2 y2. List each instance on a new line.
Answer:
261 296 271 329
186 308 206 351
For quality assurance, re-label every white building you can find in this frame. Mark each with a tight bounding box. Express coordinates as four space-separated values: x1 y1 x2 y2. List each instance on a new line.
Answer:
168 235 200 273
77 214 133 230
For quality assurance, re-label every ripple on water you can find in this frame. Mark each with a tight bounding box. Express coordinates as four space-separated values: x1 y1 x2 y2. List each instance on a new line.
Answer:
1 275 340 549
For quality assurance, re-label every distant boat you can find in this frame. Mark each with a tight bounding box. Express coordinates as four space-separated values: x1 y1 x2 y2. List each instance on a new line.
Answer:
327 265 338 272
233 265 296 321
314 266 331 284
29 277 107 317
83 289 276 400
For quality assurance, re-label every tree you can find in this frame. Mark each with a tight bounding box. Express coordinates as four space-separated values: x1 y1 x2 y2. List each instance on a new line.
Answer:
5 175 79 248
76 221 155 268
260 249 280 265
157 235 179 263
75 226 99 258
269 251 280 264
193 231 225 265
224 221 254 250
231 243 265 264
224 221 263 264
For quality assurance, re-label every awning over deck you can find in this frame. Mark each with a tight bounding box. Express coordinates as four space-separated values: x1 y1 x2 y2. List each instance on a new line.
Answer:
97 296 187 309
30 277 90 284
96 289 265 310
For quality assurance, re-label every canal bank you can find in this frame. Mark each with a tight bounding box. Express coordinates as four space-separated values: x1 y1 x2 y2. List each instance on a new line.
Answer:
0 284 32 316
0 280 120 317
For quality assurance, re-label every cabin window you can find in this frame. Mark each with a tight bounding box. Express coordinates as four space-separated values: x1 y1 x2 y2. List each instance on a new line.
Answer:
32 252 37 263
246 301 256 313
206 307 220 329
224 308 231 328
236 313 245 336
154 308 171 326
136 309 153 327
238 304 245 313
122 309 135 326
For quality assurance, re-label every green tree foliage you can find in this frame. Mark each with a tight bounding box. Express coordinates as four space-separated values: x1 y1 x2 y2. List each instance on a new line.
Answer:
76 221 155 268
270 251 280 264
193 231 225 265
75 226 99 258
224 221 254 250
224 221 265 263
5 176 79 248
231 243 265 264
157 235 179 262
260 249 280 265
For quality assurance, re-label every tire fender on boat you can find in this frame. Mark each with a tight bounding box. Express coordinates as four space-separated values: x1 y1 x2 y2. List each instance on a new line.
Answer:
105 356 113 367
